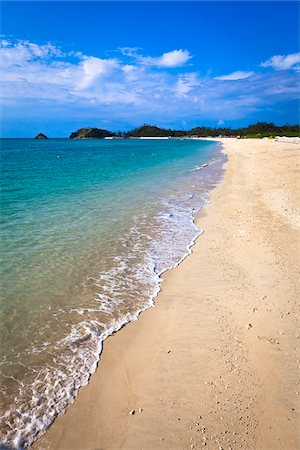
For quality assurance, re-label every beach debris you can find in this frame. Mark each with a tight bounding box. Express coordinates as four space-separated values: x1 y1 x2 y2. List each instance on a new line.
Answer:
258 336 279 344
247 323 253 329
191 444 195 449
167 350 171 353
129 407 143 414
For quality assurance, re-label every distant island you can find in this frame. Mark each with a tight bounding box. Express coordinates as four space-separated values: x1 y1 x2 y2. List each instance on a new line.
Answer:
70 128 115 139
69 122 300 140
35 133 48 140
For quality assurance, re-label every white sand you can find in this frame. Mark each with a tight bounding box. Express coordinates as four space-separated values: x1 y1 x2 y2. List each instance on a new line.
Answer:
35 138 300 450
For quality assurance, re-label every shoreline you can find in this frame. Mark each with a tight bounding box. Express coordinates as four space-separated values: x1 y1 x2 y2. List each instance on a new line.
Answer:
1 138 223 449
34 138 299 450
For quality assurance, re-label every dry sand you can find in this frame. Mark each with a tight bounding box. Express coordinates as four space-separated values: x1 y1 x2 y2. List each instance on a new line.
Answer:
34 138 300 450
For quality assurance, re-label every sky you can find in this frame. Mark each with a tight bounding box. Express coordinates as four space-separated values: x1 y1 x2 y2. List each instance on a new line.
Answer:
0 1 299 137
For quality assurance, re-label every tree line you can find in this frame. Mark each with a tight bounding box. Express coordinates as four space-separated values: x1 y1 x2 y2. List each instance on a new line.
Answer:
124 123 300 138
69 122 300 139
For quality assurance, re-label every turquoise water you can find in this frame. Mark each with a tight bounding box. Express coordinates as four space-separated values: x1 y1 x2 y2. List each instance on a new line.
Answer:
0 138 224 447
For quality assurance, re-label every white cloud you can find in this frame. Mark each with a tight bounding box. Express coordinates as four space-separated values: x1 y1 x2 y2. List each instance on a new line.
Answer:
217 119 225 126
122 64 136 73
260 52 300 70
175 73 199 97
159 49 192 67
215 71 255 81
119 47 141 58
0 39 63 68
140 49 192 68
0 39 10 47
77 56 119 90
0 38 299 130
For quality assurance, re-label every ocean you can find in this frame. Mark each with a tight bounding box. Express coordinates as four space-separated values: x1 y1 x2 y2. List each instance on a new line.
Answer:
0 138 225 448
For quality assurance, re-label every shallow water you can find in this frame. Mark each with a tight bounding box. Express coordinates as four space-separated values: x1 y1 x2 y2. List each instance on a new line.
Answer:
0 138 225 448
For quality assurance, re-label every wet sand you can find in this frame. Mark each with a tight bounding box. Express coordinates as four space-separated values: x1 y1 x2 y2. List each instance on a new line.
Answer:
34 138 300 450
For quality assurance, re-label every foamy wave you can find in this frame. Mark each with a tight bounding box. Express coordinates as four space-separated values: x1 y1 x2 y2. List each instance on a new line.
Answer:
0 148 226 449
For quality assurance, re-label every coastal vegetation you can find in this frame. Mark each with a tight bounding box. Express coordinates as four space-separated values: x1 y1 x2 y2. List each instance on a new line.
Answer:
69 123 299 140
70 128 114 139
126 122 300 138
125 125 186 138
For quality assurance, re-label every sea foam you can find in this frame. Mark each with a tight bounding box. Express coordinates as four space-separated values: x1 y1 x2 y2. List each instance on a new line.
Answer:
0 140 225 448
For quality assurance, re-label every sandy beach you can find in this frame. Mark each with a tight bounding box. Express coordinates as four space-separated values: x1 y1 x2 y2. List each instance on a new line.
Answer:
34 138 300 450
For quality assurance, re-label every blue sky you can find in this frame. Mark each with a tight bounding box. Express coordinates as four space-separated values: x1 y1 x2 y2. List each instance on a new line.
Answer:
1 1 299 137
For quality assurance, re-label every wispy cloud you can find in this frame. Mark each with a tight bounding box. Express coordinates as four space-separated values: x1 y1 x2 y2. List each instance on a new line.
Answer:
261 52 300 71
139 49 192 68
0 38 299 131
0 38 64 60
120 47 192 68
214 71 255 81
119 47 142 58
175 73 199 97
